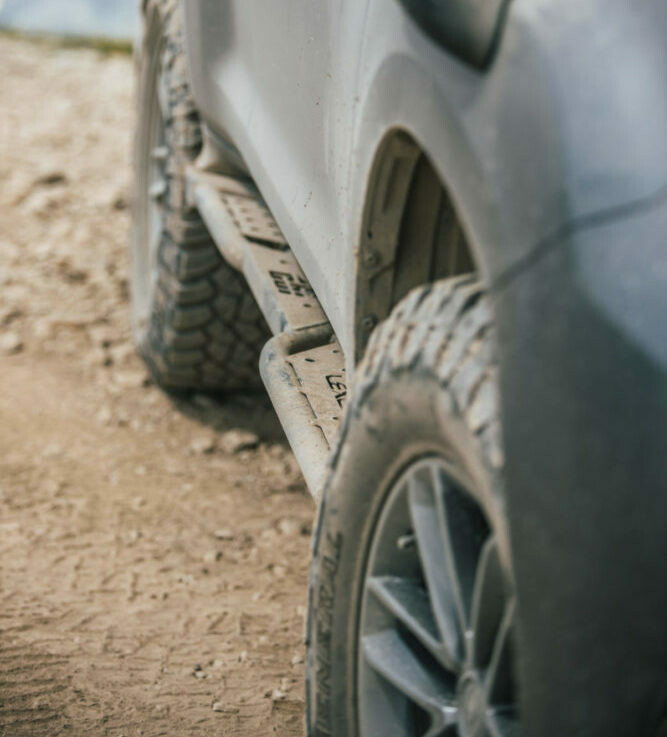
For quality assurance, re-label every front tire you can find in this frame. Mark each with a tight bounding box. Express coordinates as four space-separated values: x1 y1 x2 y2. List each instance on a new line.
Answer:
131 0 268 393
306 276 519 737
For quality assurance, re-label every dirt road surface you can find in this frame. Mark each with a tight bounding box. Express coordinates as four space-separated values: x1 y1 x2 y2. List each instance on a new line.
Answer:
0 36 312 736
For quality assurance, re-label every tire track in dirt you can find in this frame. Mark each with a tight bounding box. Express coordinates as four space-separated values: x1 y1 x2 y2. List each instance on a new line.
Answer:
0 642 72 737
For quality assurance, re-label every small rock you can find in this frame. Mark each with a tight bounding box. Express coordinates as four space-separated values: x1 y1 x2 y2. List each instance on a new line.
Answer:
277 518 300 536
0 332 23 355
96 405 113 425
114 369 149 389
116 410 130 426
57 258 88 283
271 689 287 702
109 342 135 365
219 429 259 454
34 170 67 187
32 318 55 340
0 307 22 326
291 654 304 666
212 702 223 712
143 389 161 406
191 436 216 455
203 550 223 564
213 528 234 541
111 193 128 211
22 188 58 216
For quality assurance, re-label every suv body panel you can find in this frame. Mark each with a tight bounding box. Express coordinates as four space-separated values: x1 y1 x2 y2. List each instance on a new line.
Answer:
497 193 667 737
184 0 666 365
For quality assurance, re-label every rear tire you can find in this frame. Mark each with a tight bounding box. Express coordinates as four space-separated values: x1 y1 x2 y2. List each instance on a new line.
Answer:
131 0 268 393
306 276 519 736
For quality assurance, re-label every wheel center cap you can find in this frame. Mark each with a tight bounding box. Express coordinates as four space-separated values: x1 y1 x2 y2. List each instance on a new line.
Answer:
457 672 487 737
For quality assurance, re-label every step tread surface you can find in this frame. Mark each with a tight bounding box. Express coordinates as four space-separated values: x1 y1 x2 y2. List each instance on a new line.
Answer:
287 342 347 447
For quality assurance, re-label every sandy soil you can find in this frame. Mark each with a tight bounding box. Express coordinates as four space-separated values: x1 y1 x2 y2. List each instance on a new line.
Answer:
0 36 312 736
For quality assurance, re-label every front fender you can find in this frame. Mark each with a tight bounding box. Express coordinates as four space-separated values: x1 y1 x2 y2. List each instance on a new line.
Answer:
496 189 667 736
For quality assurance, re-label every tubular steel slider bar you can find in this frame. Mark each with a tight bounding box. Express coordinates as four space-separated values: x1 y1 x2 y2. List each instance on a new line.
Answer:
187 167 345 496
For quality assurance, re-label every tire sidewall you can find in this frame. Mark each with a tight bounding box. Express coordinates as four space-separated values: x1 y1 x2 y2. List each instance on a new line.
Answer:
307 367 506 737
131 3 165 347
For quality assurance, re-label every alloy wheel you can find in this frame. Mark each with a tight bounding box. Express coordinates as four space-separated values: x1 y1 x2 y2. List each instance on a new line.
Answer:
358 457 519 737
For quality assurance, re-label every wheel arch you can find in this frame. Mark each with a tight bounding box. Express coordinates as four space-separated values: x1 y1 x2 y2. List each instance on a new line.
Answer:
354 129 476 361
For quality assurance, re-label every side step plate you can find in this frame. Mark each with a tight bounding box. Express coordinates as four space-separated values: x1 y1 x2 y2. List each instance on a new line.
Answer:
186 168 329 341
260 337 346 497
187 167 345 496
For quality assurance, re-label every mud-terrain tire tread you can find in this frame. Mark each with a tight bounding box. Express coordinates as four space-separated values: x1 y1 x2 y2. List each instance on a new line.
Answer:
134 0 268 392
351 275 500 457
306 274 504 737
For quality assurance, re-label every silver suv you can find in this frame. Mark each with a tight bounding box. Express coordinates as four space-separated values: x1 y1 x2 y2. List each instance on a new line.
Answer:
131 1 667 735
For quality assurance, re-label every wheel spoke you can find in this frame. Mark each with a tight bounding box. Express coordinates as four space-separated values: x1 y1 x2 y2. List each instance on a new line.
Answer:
362 630 457 721
485 601 516 707
469 537 505 668
368 575 459 670
423 713 459 737
408 471 465 670
432 465 489 633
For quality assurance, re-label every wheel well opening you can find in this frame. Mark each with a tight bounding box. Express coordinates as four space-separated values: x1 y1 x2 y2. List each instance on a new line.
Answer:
355 130 476 360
